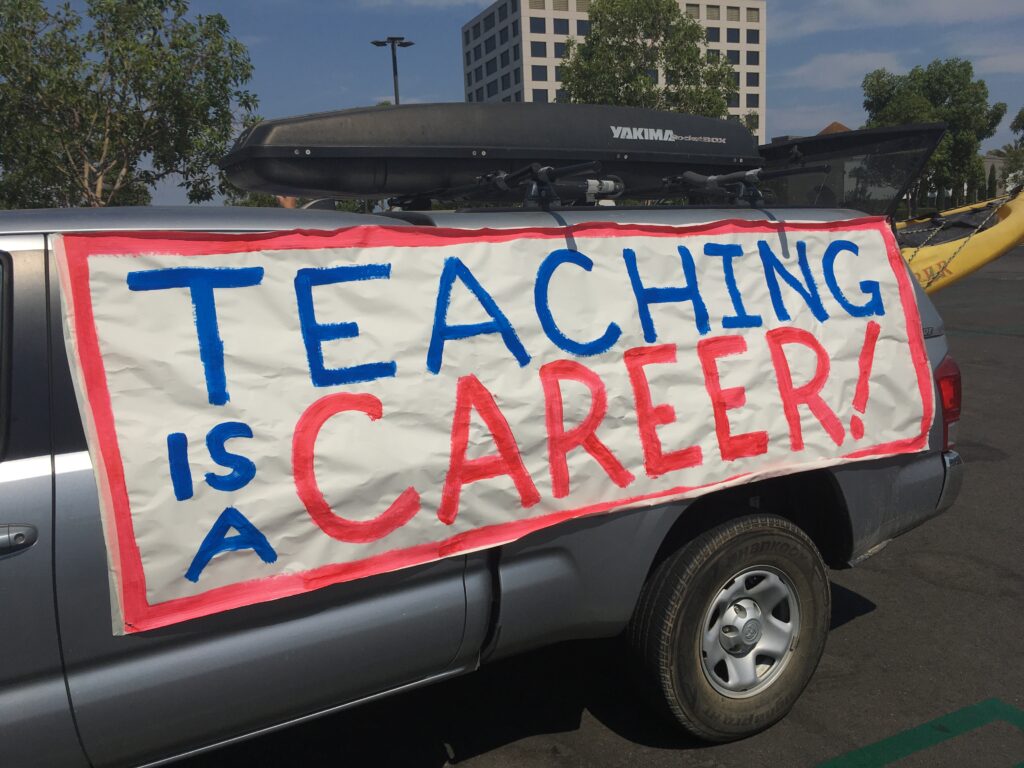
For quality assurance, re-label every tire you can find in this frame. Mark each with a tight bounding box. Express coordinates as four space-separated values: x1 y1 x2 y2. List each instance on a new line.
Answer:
628 515 830 742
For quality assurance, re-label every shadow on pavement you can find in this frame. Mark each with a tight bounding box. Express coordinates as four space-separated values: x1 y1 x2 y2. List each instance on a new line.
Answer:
184 581 876 767
829 581 876 631
183 638 691 768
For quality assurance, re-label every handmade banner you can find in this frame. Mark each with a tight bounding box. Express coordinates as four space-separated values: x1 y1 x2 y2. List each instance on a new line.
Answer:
55 218 933 633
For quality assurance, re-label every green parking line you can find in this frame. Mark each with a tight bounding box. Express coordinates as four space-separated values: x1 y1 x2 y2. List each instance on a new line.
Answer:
818 699 1024 768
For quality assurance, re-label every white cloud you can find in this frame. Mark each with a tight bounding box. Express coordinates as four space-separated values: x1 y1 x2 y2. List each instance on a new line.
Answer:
770 0 1024 42
944 31 1024 76
973 50 1024 76
779 51 905 92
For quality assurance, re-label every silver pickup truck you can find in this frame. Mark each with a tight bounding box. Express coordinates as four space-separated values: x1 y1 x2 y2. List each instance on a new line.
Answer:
1 199 962 768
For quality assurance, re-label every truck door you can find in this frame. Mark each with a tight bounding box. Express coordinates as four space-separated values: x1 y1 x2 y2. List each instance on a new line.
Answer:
0 238 88 767
47 239 470 767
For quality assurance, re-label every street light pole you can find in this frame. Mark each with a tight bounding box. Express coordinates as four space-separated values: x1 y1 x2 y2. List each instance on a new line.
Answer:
371 36 414 105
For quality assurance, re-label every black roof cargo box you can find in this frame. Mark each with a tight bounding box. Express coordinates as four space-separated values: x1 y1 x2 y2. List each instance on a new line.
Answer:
220 102 761 202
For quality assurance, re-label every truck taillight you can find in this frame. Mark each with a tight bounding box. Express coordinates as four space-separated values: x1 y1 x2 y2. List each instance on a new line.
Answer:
936 355 961 450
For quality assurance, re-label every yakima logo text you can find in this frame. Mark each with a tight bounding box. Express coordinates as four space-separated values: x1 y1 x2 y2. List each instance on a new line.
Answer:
610 126 727 144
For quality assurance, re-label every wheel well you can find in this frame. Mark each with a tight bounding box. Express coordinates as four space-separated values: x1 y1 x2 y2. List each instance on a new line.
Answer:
648 470 852 575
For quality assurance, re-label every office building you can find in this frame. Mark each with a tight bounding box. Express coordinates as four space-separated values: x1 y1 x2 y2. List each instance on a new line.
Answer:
460 0 766 142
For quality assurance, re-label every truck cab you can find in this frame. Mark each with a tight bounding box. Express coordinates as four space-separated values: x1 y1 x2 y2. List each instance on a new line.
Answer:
0 104 963 766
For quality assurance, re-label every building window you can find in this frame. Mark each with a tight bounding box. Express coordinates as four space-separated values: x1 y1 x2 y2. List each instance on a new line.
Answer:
466 73 473 87
747 50 759 65
726 27 739 43
499 3 508 21
731 71 739 86
487 80 499 96
500 27 509 44
575 0 590 10
647 68 659 84
513 43 520 60
475 65 483 81
514 68 521 83
533 88 549 102
706 27 720 42
474 44 482 60
556 89 568 102
707 49 720 61
685 3 699 17
486 58 498 75
463 30 470 45
553 17 569 34
529 0 544 9
577 19 590 34
727 49 739 64
706 4 720 19
747 29 759 44
484 13 495 30
532 64 548 80
728 92 739 108
501 50 510 67
531 41 546 57
552 0 569 10
726 6 740 21
529 16 545 33
473 22 481 38
554 41 566 57
515 90 522 101
746 71 759 87
467 92 473 102
747 6 760 22
485 36 496 53
746 93 759 108
510 0 518 10
512 19 519 35
465 51 472 66
555 65 563 80
502 73 511 89
476 87 484 100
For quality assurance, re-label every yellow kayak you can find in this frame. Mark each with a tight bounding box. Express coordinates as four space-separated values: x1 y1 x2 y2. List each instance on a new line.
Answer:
898 191 1024 293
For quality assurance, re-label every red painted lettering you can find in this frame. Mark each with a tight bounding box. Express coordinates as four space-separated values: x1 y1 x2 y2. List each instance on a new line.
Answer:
765 328 844 451
624 344 703 477
438 374 540 525
697 335 768 461
540 359 635 498
293 393 420 543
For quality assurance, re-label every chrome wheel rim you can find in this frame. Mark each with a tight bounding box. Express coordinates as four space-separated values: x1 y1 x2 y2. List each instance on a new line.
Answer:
699 566 801 699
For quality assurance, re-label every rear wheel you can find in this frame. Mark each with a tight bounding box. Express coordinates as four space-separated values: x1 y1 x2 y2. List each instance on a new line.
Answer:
629 515 830 742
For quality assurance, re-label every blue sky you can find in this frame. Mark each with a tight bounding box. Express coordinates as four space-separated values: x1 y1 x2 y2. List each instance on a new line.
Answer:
155 0 1024 203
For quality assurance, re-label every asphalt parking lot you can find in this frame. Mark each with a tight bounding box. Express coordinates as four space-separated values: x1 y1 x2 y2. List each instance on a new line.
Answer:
185 246 1024 768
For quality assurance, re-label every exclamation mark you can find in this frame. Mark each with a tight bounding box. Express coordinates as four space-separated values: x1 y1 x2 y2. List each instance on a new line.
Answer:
850 321 881 440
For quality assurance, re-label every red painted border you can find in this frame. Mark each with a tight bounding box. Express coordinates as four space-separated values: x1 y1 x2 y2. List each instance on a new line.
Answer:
56 217 933 632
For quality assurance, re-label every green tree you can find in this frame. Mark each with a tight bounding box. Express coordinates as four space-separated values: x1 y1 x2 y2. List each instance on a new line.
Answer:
987 163 997 198
862 58 1006 210
559 0 736 118
990 107 1024 190
1011 106 1024 137
0 0 256 208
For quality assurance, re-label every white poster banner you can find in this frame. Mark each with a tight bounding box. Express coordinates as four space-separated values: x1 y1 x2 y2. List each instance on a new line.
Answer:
55 218 933 633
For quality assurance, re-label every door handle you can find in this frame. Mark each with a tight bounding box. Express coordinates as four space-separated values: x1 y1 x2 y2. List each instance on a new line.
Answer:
0 524 38 556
